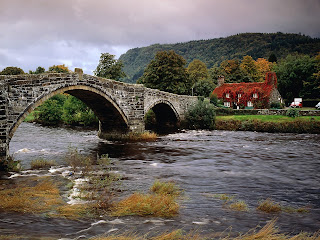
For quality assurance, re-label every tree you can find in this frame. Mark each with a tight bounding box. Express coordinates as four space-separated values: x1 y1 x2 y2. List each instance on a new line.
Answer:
192 79 216 97
219 59 244 82
185 100 216 130
138 50 191 95
0 66 24 75
268 53 278 63
29 66 45 74
187 59 209 85
255 58 273 82
274 54 317 101
94 53 126 81
35 99 63 125
48 64 70 73
240 56 259 82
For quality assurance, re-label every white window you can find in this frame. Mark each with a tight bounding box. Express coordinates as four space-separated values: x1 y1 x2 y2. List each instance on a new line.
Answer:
238 94 242 98
226 93 230 98
253 93 258 98
224 102 231 107
247 101 253 107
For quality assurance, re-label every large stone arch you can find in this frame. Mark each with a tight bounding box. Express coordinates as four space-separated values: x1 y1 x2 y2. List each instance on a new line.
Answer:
8 85 129 141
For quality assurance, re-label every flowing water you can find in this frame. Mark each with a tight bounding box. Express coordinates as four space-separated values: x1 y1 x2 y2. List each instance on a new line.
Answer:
1 122 320 238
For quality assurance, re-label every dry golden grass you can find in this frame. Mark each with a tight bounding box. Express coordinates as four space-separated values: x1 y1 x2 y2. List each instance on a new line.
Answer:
257 199 282 213
127 132 158 141
0 177 63 213
150 180 182 197
30 158 56 169
110 192 179 218
229 200 249 212
55 204 90 219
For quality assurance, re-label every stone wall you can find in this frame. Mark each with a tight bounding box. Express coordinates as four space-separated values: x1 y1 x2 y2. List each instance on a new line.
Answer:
216 108 320 116
0 82 8 162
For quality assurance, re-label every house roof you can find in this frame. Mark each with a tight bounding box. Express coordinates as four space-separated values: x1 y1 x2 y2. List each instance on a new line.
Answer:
212 72 277 99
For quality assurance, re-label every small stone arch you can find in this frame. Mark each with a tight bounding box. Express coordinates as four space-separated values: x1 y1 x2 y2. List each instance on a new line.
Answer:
8 85 129 141
145 100 180 132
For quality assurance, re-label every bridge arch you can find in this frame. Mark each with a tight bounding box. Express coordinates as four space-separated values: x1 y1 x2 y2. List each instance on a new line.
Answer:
9 85 129 141
145 100 180 132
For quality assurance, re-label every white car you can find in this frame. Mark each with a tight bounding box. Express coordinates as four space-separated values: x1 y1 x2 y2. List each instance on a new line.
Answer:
316 102 320 110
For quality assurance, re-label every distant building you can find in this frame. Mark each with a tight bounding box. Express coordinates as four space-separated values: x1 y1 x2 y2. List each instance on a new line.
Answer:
212 72 283 109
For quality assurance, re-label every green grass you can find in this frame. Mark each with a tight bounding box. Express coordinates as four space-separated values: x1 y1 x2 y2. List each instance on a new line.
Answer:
217 115 320 123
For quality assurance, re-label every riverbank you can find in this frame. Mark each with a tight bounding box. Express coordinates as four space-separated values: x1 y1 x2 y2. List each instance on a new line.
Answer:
215 115 320 134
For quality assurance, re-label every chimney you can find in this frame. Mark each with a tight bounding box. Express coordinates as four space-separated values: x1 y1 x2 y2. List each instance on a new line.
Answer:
217 75 225 87
265 72 277 87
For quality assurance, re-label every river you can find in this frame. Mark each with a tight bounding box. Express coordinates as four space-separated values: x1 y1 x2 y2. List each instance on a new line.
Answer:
1 122 320 239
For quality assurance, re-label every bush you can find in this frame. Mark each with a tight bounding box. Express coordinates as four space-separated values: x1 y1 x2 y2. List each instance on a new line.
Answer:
209 92 218 105
185 100 216 130
286 108 300 118
35 99 63 125
270 102 283 109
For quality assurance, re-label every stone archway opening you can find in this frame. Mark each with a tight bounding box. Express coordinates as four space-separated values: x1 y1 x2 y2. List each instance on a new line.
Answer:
145 102 179 133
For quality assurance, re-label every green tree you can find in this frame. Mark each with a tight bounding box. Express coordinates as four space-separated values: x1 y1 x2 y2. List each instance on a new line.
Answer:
185 100 216 130
138 50 191 95
48 64 70 73
94 53 126 81
240 56 259 82
62 95 98 126
219 59 244 83
192 79 216 97
274 54 317 101
187 59 209 85
0 66 24 75
35 99 63 125
29 66 45 74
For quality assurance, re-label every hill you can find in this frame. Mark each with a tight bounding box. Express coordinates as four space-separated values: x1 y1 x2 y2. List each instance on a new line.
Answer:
119 32 320 83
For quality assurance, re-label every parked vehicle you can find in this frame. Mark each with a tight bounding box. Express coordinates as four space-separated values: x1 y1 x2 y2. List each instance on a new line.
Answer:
290 98 303 108
290 101 302 108
316 102 320 109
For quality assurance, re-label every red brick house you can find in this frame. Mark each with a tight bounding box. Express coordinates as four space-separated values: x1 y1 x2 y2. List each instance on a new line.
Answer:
212 72 283 109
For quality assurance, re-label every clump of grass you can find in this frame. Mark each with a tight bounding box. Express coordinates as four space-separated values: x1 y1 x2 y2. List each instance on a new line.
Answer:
0 177 63 213
127 131 158 141
228 200 249 212
257 198 282 213
64 147 93 174
150 180 182 197
110 192 179 218
212 193 235 202
55 204 90 219
30 158 56 169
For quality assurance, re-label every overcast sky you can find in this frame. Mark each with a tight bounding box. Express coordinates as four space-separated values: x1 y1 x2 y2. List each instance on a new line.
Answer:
1 0 319 74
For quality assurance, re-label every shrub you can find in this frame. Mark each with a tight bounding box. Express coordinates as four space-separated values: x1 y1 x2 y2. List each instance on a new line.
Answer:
30 159 56 169
286 108 300 118
35 99 63 125
185 100 216 130
209 93 218 105
270 102 282 109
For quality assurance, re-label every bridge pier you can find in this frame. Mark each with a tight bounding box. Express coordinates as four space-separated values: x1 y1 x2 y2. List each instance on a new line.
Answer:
98 120 145 140
0 82 8 164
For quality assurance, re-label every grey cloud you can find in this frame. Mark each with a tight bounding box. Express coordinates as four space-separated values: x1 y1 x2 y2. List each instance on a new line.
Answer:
0 0 319 74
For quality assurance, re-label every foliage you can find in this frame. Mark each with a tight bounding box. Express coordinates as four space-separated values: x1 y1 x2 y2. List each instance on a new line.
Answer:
138 50 191 95
185 100 216 130
273 54 318 101
187 59 209 85
286 108 300 118
192 79 216 97
240 55 259 82
209 93 218 105
94 53 126 81
35 98 63 125
0 66 24 75
119 33 320 83
62 95 98 126
29 66 45 74
48 64 70 73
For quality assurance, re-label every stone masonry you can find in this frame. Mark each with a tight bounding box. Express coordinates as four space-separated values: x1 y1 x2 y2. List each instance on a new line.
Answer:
0 69 197 162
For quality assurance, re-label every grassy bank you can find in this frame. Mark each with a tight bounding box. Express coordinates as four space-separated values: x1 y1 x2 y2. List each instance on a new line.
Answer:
215 115 320 133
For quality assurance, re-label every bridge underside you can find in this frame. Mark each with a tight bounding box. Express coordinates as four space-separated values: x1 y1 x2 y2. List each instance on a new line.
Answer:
66 89 130 138
146 103 179 133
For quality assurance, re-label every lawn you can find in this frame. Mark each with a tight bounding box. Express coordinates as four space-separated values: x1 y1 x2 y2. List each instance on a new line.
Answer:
216 115 320 122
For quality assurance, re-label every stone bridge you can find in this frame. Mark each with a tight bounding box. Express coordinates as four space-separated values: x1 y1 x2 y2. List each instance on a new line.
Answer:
0 68 197 162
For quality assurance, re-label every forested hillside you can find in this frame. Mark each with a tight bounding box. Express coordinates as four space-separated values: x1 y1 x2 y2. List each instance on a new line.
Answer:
119 33 320 83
